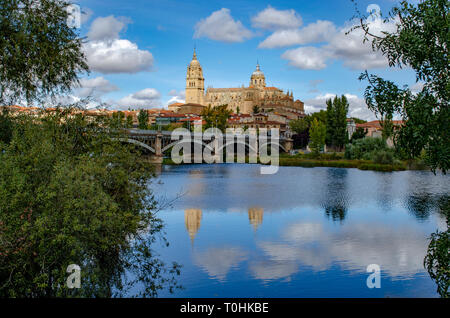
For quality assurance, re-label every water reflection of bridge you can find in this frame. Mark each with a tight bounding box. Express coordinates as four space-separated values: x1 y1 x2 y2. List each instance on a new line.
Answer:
184 207 264 245
118 129 293 163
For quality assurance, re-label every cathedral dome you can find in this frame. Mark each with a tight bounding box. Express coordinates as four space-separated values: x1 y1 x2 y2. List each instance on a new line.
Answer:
252 63 264 77
250 62 266 88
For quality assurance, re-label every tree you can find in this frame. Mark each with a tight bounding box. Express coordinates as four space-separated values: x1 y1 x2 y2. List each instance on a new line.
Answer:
252 105 260 114
201 104 231 132
353 0 449 173
110 111 126 128
309 118 326 156
138 109 149 129
424 206 449 298
289 118 309 135
126 114 133 128
350 127 368 142
0 109 180 297
0 107 13 144
290 118 310 149
0 0 89 105
325 96 349 151
305 110 327 126
351 117 367 124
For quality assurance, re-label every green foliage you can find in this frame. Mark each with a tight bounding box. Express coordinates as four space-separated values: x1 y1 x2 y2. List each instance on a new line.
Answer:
0 108 14 144
289 118 309 135
110 111 126 128
309 118 326 156
126 115 133 128
0 109 180 297
350 127 368 143
424 224 449 297
351 117 367 124
325 95 349 150
345 137 390 160
372 150 394 165
0 0 89 105
424 196 449 298
306 110 327 126
252 105 260 114
353 0 449 173
302 152 344 160
201 104 231 131
138 109 149 129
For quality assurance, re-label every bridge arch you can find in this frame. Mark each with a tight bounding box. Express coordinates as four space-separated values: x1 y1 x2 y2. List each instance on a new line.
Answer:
114 138 156 153
161 139 215 154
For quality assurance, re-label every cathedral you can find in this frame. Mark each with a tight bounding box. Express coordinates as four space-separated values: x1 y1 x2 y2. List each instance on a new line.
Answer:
176 50 305 115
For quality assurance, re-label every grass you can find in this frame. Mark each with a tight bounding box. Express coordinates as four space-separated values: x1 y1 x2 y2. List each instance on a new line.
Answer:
162 153 424 172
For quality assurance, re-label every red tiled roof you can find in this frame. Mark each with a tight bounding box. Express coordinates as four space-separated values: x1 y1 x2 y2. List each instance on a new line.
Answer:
356 120 404 129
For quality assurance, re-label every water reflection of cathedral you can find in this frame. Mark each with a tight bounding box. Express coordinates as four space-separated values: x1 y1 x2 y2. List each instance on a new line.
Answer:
248 207 264 231
185 209 202 245
184 207 265 245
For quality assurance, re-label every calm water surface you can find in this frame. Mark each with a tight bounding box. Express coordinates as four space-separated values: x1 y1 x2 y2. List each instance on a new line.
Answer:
149 164 448 297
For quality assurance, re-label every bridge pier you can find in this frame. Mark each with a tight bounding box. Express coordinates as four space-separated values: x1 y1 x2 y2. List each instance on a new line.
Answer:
148 155 163 164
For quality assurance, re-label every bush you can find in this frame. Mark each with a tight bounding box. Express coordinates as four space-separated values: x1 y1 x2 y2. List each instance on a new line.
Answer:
345 137 394 164
373 150 395 165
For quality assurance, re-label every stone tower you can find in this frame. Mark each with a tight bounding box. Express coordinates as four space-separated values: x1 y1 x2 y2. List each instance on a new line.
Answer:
249 62 266 88
185 48 205 104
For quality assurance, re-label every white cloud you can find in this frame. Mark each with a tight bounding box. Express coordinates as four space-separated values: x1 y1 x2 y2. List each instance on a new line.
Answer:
259 20 336 48
76 76 119 98
84 16 154 74
84 39 154 74
281 47 330 70
194 8 252 43
252 222 431 280
273 5 399 71
304 93 376 121
87 15 131 41
193 247 247 281
323 18 396 70
116 88 161 109
166 89 185 105
252 5 302 31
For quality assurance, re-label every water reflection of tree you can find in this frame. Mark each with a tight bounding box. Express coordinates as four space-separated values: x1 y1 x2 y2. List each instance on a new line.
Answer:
325 205 347 222
406 194 449 221
81 223 182 298
322 168 349 222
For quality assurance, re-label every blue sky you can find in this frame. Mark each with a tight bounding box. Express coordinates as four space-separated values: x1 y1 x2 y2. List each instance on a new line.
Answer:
73 0 420 120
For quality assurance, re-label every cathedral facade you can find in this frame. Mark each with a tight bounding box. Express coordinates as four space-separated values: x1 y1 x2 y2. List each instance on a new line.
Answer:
181 50 305 115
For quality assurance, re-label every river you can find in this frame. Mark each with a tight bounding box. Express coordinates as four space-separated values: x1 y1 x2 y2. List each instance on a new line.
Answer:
148 164 448 297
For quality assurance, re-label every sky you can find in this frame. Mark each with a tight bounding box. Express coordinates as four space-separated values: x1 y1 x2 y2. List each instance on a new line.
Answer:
70 0 422 120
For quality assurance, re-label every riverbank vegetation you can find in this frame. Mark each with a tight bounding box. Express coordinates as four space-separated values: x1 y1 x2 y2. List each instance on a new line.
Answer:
0 0 179 297
0 108 180 297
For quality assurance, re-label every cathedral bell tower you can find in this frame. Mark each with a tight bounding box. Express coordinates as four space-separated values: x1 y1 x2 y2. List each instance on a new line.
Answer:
185 48 205 105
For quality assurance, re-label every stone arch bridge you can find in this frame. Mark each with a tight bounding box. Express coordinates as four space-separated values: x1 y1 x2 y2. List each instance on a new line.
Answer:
118 129 293 163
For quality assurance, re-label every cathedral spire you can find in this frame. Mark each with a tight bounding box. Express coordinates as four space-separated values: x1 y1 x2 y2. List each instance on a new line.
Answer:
193 46 197 60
